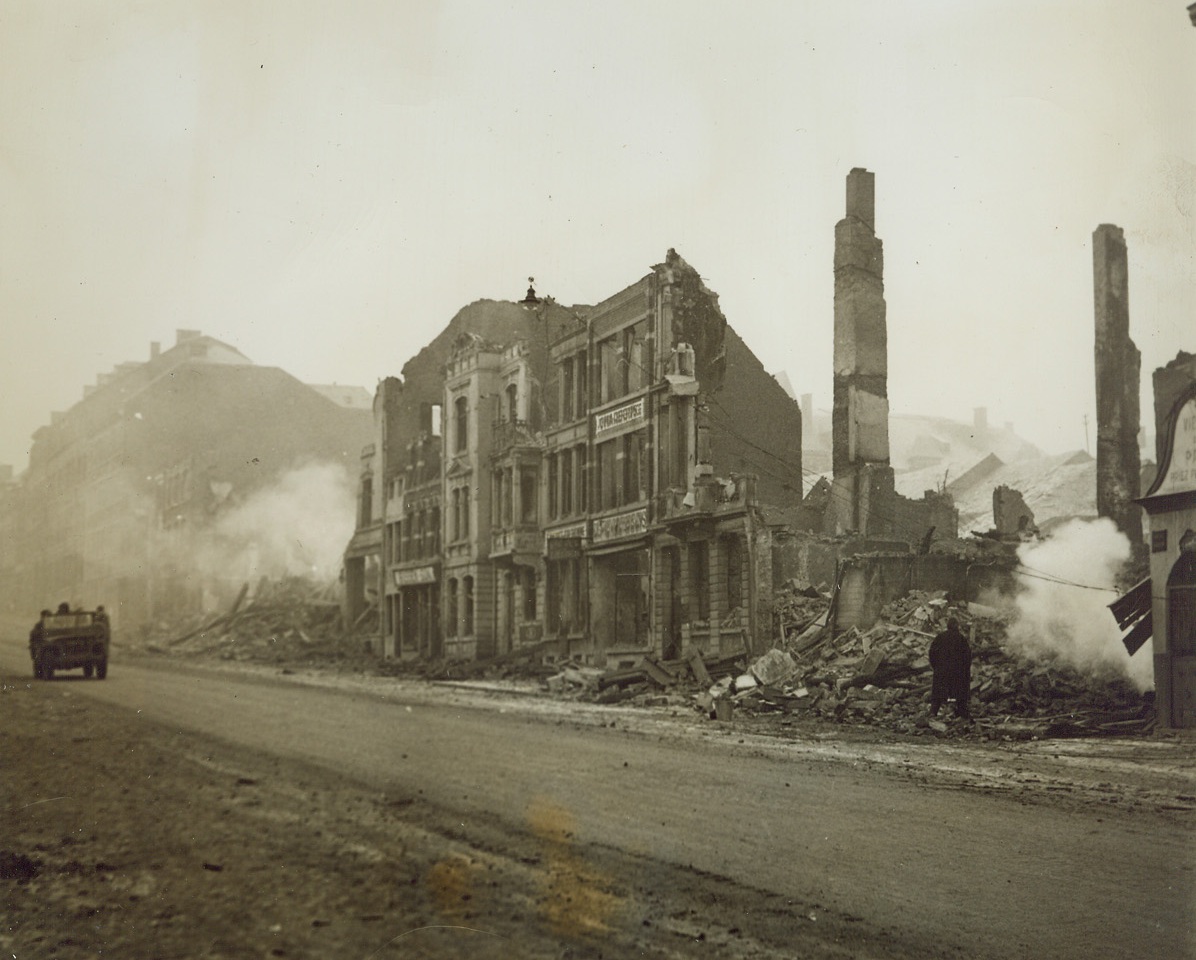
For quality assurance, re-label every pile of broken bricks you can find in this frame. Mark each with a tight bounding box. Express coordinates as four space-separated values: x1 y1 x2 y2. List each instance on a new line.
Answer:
549 589 1154 741
148 576 358 664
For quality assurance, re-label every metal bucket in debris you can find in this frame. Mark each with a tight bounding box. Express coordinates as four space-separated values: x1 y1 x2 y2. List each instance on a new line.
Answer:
714 699 734 722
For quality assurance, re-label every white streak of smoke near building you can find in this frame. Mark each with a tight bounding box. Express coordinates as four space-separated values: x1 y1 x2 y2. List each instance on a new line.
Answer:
1005 517 1152 691
197 462 355 585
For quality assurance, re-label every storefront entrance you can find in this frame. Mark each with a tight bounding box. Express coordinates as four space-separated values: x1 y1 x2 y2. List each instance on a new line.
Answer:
591 546 649 654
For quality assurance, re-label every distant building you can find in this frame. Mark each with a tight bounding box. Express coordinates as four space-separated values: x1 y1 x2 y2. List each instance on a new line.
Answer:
0 330 372 627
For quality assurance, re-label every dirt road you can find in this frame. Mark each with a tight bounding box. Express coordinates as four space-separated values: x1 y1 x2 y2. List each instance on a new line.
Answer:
2 642 1194 959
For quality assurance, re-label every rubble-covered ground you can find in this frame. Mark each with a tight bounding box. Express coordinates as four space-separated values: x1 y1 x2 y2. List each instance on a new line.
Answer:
133 575 1160 747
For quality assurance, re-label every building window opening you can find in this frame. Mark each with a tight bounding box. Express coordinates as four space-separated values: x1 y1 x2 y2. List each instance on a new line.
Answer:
463 576 475 636
446 578 458 637
506 383 519 423
623 430 645 504
561 451 574 515
547 453 559 519
522 567 537 621
359 476 373 526
598 439 619 510
454 395 468 453
575 443 588 512
520 467 537 523
576 350 588 416
562 357 575 423
689 540 710 622
724 535 744 612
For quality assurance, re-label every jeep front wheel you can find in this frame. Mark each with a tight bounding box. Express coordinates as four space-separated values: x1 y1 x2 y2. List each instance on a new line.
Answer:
96 659 108 680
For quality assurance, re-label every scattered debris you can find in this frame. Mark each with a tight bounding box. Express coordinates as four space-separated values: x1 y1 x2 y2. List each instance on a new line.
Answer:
142 577 1155 742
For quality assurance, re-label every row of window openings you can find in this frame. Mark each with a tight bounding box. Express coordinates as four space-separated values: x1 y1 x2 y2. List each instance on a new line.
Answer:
548 433 648 519
447 324 656 454
386 512 440 564
443 569 539 638
386 426 656 545
552 322 654 424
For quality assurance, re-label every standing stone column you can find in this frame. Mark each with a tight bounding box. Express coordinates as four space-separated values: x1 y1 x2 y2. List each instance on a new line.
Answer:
1093 224 1143 550
829 168 895 535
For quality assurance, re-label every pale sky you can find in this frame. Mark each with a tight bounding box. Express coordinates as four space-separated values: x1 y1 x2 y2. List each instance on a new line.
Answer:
2 1 1193 475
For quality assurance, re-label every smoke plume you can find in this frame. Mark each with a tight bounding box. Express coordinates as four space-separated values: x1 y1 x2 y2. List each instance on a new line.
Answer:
1005 517 1152 691
194 461 356 587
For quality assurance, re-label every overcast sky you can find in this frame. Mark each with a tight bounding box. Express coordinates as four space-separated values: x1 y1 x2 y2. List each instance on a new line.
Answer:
1 1 1193 475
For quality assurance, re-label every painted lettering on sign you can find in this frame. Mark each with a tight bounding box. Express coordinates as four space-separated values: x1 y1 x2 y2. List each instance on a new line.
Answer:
1155 398 1196 497
546 521 588 539
594 398 645 437
593 508 647 543
393 566 436 587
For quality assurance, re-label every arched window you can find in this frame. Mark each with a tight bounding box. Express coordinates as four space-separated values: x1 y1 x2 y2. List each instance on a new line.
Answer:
506 383 519 423
1168 544 1196 657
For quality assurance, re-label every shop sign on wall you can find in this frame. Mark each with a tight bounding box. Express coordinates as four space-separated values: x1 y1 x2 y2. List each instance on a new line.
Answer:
594 398 645 438
393 566 436 587
593 507 647 543
546 521 588 540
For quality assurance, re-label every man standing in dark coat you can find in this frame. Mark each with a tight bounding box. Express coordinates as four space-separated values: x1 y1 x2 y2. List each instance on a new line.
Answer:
929 617 972 719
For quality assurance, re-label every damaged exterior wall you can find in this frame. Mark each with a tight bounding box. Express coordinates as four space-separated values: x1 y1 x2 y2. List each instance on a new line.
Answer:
993 485 1038 537
347 250 805 665
0 332 373 632
1093 224 1144 551
343 300 555 656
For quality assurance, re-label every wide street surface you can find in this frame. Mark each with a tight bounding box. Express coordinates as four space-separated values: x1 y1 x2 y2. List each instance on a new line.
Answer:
2 636 1193 959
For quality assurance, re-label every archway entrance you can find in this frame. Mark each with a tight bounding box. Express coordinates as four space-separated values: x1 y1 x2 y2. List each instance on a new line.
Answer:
1168 546 1196 728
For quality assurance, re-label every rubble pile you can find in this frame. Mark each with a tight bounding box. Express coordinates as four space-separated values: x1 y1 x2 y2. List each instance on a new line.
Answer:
774 580 832 647
565 590 1154 740
148 577 372 667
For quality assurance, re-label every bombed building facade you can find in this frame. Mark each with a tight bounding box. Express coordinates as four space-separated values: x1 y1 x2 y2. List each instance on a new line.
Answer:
0 331 373 630
345 251 805 665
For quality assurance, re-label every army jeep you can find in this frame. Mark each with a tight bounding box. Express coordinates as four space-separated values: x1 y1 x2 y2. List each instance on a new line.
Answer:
30 610 110 680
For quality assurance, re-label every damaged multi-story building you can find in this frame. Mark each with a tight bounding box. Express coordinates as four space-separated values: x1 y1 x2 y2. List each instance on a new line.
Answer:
345 250 805 665
0 331 373 629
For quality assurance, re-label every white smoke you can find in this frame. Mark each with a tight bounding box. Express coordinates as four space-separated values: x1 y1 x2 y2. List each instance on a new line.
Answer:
195 461 356 586
1005 517 1153 691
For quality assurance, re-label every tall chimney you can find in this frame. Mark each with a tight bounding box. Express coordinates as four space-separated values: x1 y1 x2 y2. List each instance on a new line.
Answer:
1092 224 1143 550
830 168 894 535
